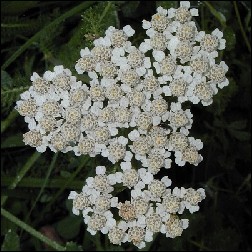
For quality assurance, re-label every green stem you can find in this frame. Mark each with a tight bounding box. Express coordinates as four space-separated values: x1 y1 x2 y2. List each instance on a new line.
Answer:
98 1 112 24
49 155 89 202
21 153 58 238
1 152 41 206
1 208 65 251
1 109 19 134
33 155 89 226
1 177 84 189
1 86 29 95
189 239 210 251
235 173 251 196
1 1 96 70
233 1 251 52
204 1 226 28
1 23 30 28
95 233 103 251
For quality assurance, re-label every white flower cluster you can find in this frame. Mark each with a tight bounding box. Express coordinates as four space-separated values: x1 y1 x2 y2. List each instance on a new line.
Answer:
16 1 228 248
68 166 205 248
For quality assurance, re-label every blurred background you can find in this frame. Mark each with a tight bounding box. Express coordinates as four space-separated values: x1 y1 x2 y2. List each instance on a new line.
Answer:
1 1 251 251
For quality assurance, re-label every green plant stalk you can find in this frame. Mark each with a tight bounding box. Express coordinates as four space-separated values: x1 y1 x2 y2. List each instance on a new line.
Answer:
95 233 103 251
1 23 31 28
48 155 89 202
1 177 84 189
21 153 58 238
1 109 19 134
233 1 251 52
98 1 112 24
1 152 41 206
1 1 96 70
189 239 210 250
235 173 251 196
1 86 29 96
1 208 65 251
33 155 90 226
204 1 226 28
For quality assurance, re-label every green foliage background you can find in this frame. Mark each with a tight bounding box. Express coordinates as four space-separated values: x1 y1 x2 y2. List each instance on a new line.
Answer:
1 1 251 251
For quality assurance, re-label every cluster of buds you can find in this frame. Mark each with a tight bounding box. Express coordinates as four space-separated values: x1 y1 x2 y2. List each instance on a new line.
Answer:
16 1 228 248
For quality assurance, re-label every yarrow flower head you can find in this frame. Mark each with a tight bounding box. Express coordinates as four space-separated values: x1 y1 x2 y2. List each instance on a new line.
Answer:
68 165 205 248
16 1 229 249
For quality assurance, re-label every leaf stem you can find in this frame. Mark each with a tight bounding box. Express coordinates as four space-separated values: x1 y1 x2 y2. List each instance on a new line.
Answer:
98 1 112 24
1 23 31 28
1 152 41 206
32 155 89 226
20 153 58 237
1 86 29 95
1 208 66 251
95 233 103 251
204 1 226 28
1 1 96 70
233 1 251 52
1 176 83 189
1 109 19 134
189 239 210 250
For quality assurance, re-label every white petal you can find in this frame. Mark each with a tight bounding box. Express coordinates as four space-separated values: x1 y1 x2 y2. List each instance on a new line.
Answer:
68 191 77 199
30 72 40 81
109 127 118 136
139 41 151 53
141 172 154 185
72 207 80 216
168 8 175 18
118 136 128 145
153 116 161 126
96 166 106 175
118 220 128 230
101 226 109 234
123 25 135 37
152 50 165 62
120 161 131 171
161 176 172 187
167 36 180 52
88 71 98 80
43 71 54 81
101 148 109 157
145 230 154 242
157 6 168 15
111 197 118 207
27 118 37 130
180 1 190 8
182 219 189 229
36 145 47 153
136 66 146 76
107 174 118 185
146 28 156 38
20 91 31 100
89 229 97 235
212 28 223 39
124 151 133 162
128 129 140 141
190 8 199 16
80 47 91 57
142 20 151 29
53 65 64 74
86 177 94 187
